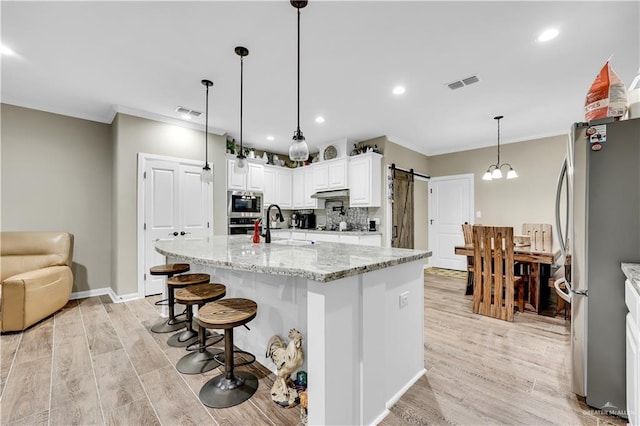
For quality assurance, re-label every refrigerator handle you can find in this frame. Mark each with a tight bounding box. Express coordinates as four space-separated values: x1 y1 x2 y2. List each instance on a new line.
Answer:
555 156 568 257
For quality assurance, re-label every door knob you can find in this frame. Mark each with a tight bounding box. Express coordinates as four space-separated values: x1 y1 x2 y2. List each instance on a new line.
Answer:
172 232 179 236
180 231 186 236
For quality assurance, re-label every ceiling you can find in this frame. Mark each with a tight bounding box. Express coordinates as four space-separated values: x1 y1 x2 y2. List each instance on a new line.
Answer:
2 1 639 156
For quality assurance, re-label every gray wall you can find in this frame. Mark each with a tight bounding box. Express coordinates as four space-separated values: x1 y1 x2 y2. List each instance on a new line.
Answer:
428 134 567 251
112 113 227 296
1 104 113 293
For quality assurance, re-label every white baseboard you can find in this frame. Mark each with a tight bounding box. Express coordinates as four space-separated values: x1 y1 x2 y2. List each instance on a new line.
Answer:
370 408 391 426
70 287 142 304
386 368 427 408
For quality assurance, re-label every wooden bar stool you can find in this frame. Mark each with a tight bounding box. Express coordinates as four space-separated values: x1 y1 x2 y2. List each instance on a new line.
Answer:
148 263 190 333
151 272 209 334
197 298 258 408
172 283 227 372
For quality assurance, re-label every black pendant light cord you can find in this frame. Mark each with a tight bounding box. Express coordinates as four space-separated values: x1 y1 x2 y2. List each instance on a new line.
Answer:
240 54 244 155
201 79 213 171
205 84 209 167
296 5 301 134
495 115 501 166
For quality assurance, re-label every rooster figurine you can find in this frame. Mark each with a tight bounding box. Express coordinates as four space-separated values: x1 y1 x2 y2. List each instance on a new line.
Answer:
265 328 304 408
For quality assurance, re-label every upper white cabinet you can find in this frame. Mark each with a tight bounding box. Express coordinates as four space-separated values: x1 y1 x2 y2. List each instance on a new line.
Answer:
348 152 382 207
227 157 265 192
293 167 319 209
314 158 347 191
264 165 293 209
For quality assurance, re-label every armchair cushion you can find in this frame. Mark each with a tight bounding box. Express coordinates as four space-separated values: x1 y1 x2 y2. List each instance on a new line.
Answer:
1 232 74 332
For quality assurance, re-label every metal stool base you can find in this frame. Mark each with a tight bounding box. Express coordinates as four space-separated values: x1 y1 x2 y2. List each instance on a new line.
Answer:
167 329 197 347
150 318 186 334
199 371 258 408
176 349 223 375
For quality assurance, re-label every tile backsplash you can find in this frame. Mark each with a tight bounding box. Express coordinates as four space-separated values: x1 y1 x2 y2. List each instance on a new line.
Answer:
322 200 370 231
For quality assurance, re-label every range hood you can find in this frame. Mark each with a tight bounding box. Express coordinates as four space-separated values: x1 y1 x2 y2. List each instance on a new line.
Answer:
310 189 350 200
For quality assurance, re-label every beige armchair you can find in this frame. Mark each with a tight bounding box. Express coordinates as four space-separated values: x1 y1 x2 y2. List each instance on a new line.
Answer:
1 232 74 332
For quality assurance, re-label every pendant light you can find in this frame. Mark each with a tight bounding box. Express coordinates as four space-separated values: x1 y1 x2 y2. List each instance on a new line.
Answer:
201 79 214 183
234 46 250 175
288 0 310 162
482 115 518 181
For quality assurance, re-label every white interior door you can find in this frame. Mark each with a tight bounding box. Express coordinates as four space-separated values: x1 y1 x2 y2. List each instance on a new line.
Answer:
141 155 212 297
428 174 473 270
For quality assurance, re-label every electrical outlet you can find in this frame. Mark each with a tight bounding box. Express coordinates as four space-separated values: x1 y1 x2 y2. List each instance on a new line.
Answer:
399 291 409 308
476 211 482 218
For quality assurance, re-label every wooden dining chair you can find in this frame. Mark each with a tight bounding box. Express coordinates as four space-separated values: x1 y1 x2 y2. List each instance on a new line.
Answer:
462 223 474 295
522 223 552 252
519 223 552 309
472 226 524 322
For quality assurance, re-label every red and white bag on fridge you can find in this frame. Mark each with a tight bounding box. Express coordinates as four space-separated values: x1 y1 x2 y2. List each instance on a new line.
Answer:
584 60 628 121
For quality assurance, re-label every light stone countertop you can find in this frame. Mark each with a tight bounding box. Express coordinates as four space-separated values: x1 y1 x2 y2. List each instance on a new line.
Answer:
155 235 429 283
622 262 640 295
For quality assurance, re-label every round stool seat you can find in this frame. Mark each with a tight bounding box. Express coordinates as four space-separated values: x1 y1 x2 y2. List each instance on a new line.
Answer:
198 298 257 329
197 298 258 408
167 273 210 288
150 263 190 276
175 283 226 304
168 283 224 349
174 283 227 373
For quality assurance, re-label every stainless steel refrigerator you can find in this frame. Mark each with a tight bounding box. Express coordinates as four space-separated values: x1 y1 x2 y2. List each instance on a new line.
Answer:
555 117 640 416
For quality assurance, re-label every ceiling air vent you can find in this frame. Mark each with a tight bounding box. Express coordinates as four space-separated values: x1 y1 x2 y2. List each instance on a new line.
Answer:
446 74 480 90
176 106 203 118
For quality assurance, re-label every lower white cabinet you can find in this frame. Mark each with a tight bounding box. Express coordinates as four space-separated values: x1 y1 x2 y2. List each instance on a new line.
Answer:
270 230 382 246
626 279 640 426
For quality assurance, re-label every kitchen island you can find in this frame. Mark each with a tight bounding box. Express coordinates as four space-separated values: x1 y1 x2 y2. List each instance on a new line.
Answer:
155 235 430 425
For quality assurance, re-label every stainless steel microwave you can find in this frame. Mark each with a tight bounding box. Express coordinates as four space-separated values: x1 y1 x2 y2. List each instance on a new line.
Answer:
227 191 263 217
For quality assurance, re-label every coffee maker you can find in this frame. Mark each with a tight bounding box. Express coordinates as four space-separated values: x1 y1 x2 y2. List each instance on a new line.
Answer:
299 213 316 229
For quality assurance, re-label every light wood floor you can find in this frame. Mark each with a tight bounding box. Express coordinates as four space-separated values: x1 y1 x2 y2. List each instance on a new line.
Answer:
0 272 629 425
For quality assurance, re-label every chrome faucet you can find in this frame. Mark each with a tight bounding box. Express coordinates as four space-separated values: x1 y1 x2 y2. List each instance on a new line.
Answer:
264 204 284 243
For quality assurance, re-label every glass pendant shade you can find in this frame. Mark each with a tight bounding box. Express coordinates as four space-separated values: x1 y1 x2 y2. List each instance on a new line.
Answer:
289 130 309 161
482 170 493 181
234 155 249 175
201 164 213 183
491 168 503 179
507 168 518 179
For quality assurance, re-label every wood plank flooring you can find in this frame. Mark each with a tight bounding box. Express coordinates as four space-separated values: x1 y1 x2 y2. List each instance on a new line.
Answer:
0 271 629 425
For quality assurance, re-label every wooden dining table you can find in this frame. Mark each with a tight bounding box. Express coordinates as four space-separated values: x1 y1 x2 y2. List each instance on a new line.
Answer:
454 244 558 314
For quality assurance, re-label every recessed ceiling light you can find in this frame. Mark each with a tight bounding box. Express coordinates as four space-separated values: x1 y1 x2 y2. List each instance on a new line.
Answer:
393 86 406 95
266 136 274 141
538 28 559 42
315 116 325 123
1 45 15 55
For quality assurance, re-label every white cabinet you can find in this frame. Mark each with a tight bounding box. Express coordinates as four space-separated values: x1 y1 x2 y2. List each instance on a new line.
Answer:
288 231 382 246
227 158 265 192
277 169 293 209
264 166 293 209
626 278 640 426
314 158 347 191
348 152 382 207
358 234 383 246
263 167 276 206
293 167 319 209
